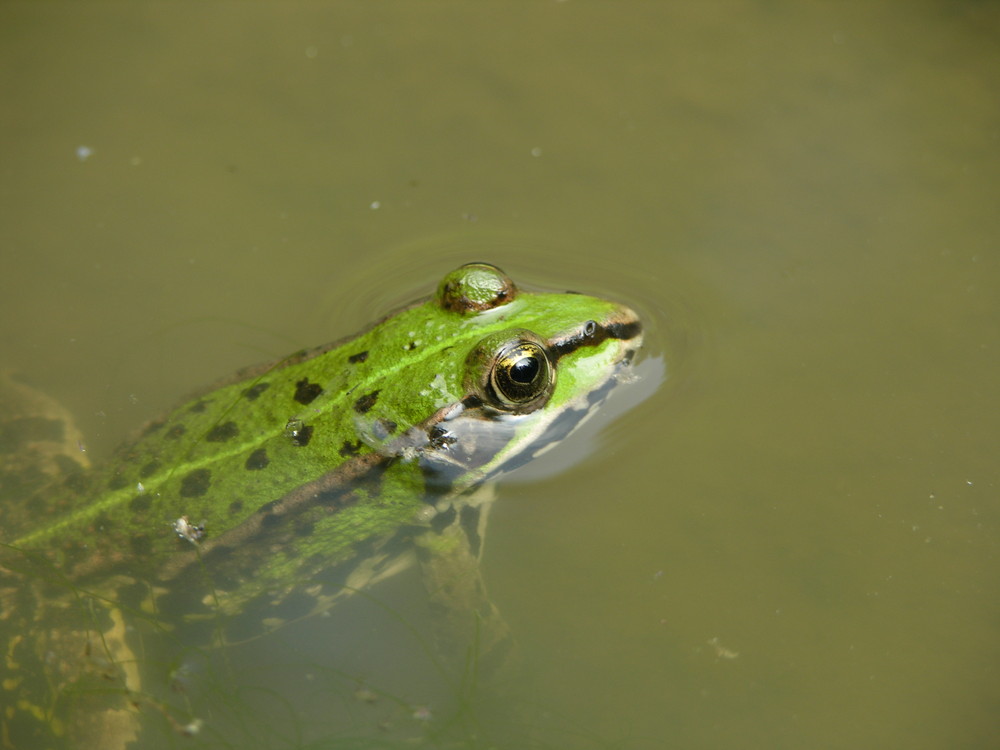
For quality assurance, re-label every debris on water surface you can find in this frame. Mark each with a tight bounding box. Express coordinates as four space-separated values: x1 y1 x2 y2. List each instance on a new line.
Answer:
411 705 432 722
708 636 739 660
172 515 205 544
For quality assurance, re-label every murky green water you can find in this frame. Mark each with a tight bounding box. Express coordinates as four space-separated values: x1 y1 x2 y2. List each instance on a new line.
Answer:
2 2 997 748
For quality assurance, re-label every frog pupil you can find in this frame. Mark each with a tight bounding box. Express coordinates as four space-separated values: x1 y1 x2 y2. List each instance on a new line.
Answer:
510 356 539 384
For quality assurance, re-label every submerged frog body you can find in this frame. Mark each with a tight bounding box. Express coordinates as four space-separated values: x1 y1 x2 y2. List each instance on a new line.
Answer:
0 263 643 748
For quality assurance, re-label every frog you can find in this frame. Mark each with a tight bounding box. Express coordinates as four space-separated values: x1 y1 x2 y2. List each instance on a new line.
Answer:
0 262 643 748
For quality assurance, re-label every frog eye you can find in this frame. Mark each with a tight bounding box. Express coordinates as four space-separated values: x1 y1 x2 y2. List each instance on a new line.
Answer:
490 341 552 407
467 330 555 413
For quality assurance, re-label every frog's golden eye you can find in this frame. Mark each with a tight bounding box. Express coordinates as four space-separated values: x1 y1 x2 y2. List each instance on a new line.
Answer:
466 329 555 413
490 341 551 407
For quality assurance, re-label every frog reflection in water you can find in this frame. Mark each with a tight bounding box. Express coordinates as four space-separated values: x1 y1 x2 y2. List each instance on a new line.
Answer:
0 263 643 747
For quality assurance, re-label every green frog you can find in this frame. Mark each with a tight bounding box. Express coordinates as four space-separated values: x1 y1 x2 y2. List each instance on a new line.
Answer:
0 262 643 748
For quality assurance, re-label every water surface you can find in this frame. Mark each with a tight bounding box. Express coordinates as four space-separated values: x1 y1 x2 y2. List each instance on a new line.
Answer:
1 2 997 748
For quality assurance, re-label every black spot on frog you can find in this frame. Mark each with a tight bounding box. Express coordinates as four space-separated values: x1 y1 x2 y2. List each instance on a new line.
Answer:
188 399 212 414
353 390 379 414
180 468 212 498
245 448 269 470
242 382 271 401
107 472 129 491
206 421 239 443
129 494 151 512
294 378 324 405
338 439 363 457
